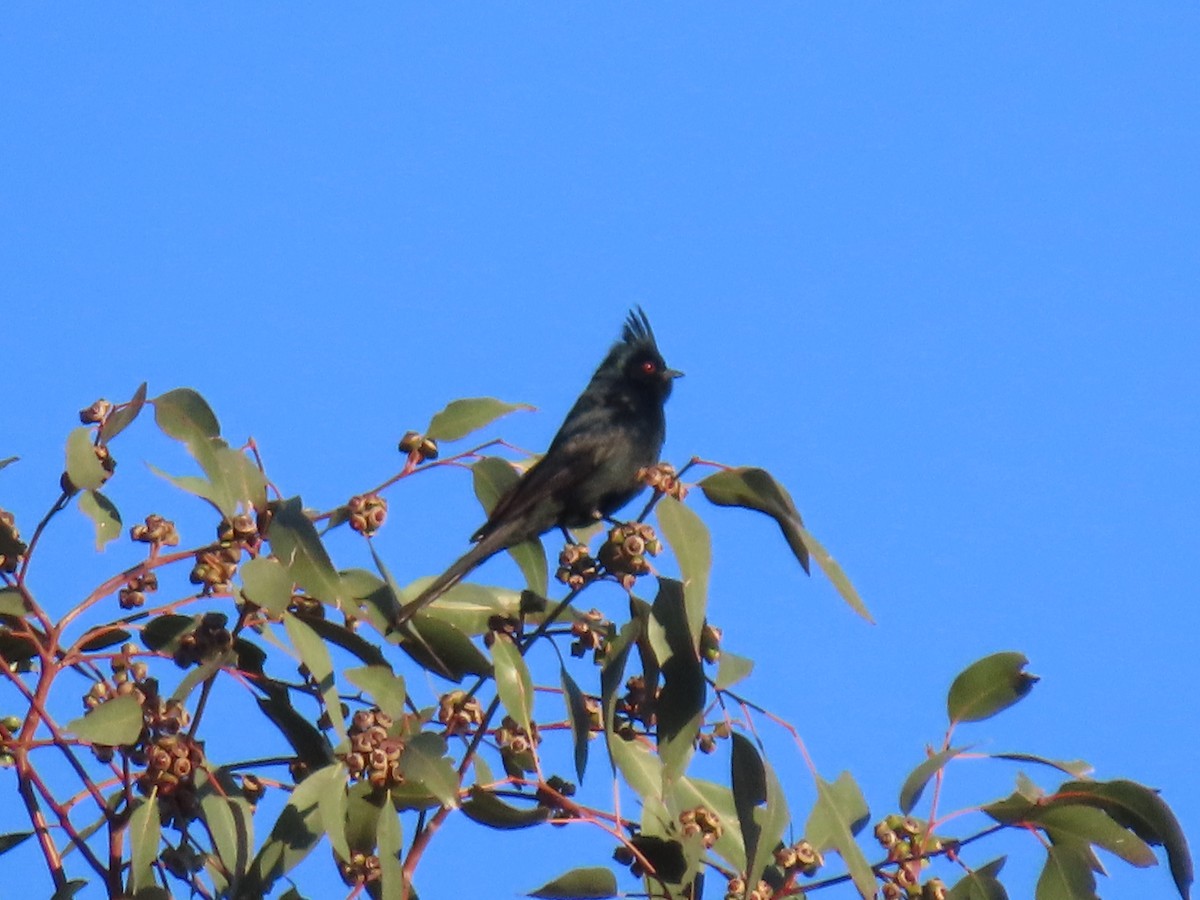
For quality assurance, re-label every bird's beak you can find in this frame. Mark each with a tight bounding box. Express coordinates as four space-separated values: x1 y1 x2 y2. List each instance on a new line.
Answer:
665 368 684 379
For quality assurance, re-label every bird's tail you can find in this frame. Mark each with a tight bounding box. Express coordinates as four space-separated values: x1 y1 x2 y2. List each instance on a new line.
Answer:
389 527 514 629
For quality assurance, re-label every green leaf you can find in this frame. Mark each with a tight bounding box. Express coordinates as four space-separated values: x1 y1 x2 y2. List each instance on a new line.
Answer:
561 665 591 784
731 733 790 887
396 578 524 636
461 786 552 830
269 497 345 606
600 619 640 771
78 627 133 653
254 688 334 771
1037 844 1099 900
313 763 350 863
283 613 345 742
899 746 966 815
700 466 874 622
239 556 295 617
245 762 335 895
608 734 664 804
947 857 1009 900
656 496 711 637
394 614 493 682
198 770 254 888
675 777 748 872
377 794 404 900
128 797 161 892
0 456 17 472
492 633 535 738
0 831 33 855
397 732 460 809
1037 805 1156 868
948 652 1039 724
154 388 220 442
426 397 531 442
344 666 407 719
991 753 1092 779
100 382 148 442
650 578 706 781
1057 779 1192 898
714 651 754 690
528 866 618 899
65 427 106 491
0 588 29 617
472 456 547 595
79 490 121 550
806 771 874 899
66 695 143 746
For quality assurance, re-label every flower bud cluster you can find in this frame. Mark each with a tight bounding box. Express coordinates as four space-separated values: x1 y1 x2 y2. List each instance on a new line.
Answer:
130 514 180 547
569 609 609 662
598 522 660 589
774 838 823 878
437 690 485 736
343 708 405 790
347 493 387 536
79 398 114 424
398 431 439 462
638 462 688 500
724 876 773 900
173 613 234 667
190 544 242 594
496 715 540 775
874 815 948 899
0 510 26 574
556 543 599 590
119 571 159 610
338 850 382 888
137 733 205 823
680 805 723 849
615 675 658 732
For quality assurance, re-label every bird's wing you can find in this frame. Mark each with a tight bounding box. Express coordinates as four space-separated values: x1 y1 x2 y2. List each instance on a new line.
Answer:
472 435 610 544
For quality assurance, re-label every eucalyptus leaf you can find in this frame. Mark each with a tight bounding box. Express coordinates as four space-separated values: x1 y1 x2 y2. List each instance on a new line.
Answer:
948 652 1038 724
79 490 121 550
426 397 532 442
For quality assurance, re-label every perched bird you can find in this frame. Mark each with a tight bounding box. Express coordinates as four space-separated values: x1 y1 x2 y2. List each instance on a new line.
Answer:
392 308 681 627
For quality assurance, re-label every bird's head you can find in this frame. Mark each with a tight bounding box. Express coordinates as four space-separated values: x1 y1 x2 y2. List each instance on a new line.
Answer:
611 307 683 402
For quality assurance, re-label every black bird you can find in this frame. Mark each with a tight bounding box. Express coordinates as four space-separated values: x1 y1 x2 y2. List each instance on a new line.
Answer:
392 308 681 627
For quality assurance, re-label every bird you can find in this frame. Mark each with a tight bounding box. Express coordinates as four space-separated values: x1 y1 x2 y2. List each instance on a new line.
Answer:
391 307 681 628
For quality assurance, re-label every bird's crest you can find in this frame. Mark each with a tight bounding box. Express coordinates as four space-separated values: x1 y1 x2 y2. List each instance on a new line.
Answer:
621 306 658 349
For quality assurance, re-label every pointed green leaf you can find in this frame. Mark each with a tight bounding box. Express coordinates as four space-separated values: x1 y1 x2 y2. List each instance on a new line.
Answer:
714 651 754 690
948 652 1039 724
66 695 143 746
78 627 133 653
313 764 349 863
154 388 220 442
657 496 711 637
128 796 161 892
700 467 873 621
731 733 790 887
283 613 345 742
991 753 1092 779
239 556 295 617
378 794 403 900
65 427 106 491
472 456 547 595
0 831 33 855
269 497 345 605
396 578 524 636
492 633 535 737
100 382 148 442
1057 779 1192 897
900 746 966 814
253 689 334 771
394 614 493 682
0 457 17 472
806 771 874 899
1037 844 1099 900
344 666 407 719
651 578 705 781
1038 805 1156 867
947 857 1009 900
609 736 664 804
79 490 121 550
426 397 532 442
198 769 254 884
462 786 552 830
600 619 641 774
561 665 591 784
528 866 618 899
245 762 335 894
700 466 810 572
398 732 459 809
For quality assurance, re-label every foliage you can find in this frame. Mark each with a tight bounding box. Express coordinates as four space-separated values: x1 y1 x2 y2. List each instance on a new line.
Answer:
0 386 1189 900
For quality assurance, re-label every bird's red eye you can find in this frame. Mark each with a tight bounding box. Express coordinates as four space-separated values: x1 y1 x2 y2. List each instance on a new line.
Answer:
641 360 657 374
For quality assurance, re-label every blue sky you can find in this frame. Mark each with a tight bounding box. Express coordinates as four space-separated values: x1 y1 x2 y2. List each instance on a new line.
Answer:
2 5 1197 898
